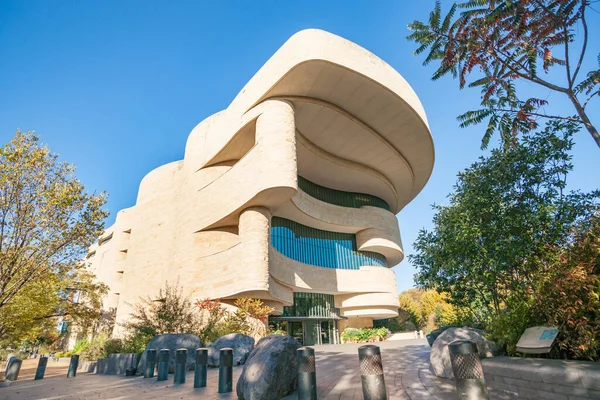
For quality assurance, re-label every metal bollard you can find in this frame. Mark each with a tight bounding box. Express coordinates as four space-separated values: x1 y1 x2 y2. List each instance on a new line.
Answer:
157 349 170 381
218 348 233 393
448 340 490 400
5 358 22 381
67 354 79 378
173 348 187 384
145 349 157 378
297 347 317 400
358 345 387 400
194 348 208 388
34 357 48 380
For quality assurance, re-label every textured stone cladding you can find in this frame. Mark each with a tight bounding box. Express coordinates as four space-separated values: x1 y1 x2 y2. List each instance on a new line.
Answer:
482 356 600 400
85 29 436 335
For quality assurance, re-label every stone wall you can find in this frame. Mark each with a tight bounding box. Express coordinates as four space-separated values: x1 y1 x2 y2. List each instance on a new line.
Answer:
482 356 600 400
96 353 140 375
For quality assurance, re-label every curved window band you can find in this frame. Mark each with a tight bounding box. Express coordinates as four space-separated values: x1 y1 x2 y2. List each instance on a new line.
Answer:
298 176 391 211
270 217 387 270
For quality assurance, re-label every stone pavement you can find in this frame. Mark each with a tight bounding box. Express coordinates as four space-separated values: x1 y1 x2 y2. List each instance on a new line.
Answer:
0 339 513 399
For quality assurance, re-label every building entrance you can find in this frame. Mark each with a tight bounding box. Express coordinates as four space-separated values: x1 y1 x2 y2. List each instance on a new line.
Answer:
268 318 339 346
269 292 342 345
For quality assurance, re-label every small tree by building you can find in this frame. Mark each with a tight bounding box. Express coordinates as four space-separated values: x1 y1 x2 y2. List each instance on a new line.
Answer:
0 130 108 344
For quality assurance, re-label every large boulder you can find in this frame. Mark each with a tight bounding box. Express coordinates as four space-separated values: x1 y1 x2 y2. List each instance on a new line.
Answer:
236 335 301 400
207 333 254 367
430 327 501 379
136 333 201 375
426 325 453 346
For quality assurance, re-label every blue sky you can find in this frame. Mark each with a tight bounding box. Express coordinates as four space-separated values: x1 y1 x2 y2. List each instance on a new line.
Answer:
1 1 598 293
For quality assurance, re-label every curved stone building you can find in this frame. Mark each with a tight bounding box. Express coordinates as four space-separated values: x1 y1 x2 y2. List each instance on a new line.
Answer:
87 29 434 345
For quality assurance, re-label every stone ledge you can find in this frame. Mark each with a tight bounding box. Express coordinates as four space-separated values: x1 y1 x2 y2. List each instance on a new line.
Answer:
482 357 600 400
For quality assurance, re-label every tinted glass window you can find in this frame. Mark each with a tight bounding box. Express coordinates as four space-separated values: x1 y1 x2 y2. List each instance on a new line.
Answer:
271 217 387 269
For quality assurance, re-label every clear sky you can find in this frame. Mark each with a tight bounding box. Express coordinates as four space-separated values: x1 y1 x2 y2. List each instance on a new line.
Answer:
1 1 598 293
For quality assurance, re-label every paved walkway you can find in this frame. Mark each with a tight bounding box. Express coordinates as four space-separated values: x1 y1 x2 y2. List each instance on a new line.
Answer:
0 339 510 399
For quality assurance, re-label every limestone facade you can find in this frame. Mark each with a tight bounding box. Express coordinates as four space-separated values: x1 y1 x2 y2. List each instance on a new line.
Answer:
86 29 434 342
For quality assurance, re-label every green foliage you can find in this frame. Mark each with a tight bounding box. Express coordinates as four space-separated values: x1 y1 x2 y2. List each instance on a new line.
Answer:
0 350 28 362
0 130 108 343
534 215 600 360
341 327 389 344
103 338 125 355
411 122 599 360
80 333 108 361
72 339 89 354
398 289 461 333
412 122 598 314
373 317 405 333
486 298 542 356
407 0 599 149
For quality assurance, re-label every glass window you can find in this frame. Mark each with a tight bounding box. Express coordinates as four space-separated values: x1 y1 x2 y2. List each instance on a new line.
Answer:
281 292 340 318
271 217 386 269
298 176 391 211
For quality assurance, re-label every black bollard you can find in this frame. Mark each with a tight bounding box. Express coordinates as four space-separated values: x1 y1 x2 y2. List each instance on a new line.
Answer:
448 340 490 400
34 357 48 380
67 354 79 378
145 349 157 378
194 348 208 388
358 345 387 400
5 358 22 381
218 348 233 393
157 349 169 381
173 348 187 384
297 347 317 400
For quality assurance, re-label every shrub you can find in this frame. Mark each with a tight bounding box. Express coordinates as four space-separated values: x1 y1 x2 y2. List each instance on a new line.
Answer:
103 338 124 356
486 298 542 356
195 299 228 343
123 281 202 341
0 350 28 362
533 215 600 360
487 215 600 361
123 280 274 346
71 339 89 355
80 333 108 361
341 327 389 343
196 298 273 343
398 289 461 333
217 298 273 339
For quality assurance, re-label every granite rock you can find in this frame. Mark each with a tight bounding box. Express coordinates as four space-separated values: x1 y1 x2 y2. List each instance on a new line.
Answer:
136 334 201 375
207 333 254 367
430 327 501 379
236 335 301 400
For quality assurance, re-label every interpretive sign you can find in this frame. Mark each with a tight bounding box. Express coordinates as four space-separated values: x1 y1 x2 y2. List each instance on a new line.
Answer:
516 326 558 354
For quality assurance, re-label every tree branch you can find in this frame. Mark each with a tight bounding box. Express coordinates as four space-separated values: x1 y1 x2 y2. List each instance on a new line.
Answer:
583 90 599 110
493 109 581 122
572 1 588 84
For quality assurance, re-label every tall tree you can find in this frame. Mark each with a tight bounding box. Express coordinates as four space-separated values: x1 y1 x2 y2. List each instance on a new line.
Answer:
410 121 599 318
0 130 108 340
408 0 600 148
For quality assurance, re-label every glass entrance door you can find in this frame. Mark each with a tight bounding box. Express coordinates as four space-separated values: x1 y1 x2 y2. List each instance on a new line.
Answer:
290 321 303 346
320 320 331 344
304 320 319 346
